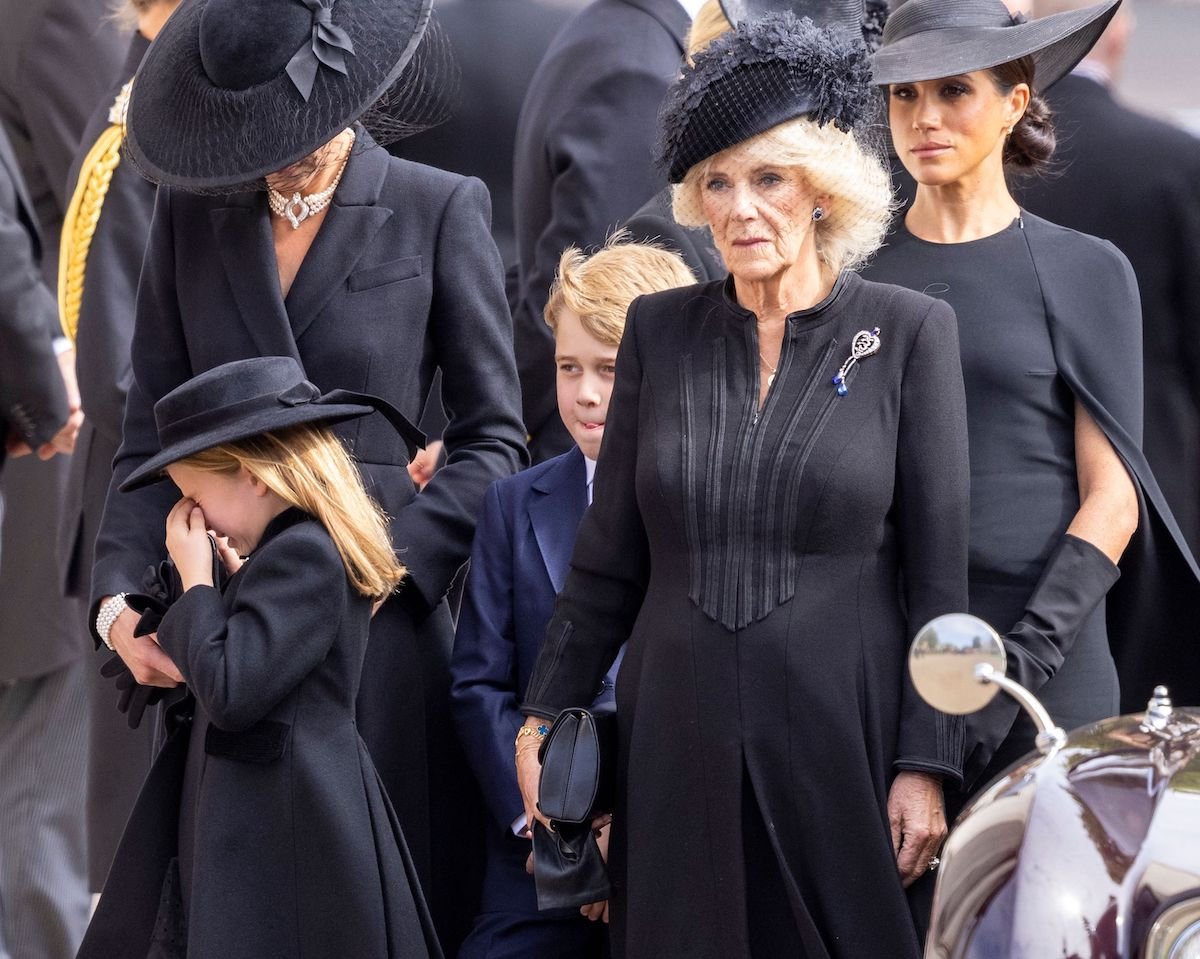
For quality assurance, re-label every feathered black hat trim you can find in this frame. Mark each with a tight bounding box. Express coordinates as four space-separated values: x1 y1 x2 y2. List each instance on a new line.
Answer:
655 12 873 183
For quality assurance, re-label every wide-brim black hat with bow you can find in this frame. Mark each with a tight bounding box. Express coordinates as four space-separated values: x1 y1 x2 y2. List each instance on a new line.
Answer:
656 10 875 184
871 0 1120 89
126 0 433 190
121 356 424 491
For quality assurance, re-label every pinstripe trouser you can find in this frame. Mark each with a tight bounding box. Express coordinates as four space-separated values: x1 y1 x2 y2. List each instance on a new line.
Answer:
0 657 90 959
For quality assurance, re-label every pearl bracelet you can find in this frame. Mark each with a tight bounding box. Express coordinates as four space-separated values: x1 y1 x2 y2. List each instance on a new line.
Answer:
95 593 129 651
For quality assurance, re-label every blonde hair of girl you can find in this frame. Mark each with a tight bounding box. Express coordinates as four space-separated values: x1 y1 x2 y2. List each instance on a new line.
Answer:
176 424 405 600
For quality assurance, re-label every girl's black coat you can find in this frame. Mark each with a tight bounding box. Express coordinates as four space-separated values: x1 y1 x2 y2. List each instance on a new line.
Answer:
79 510 440 958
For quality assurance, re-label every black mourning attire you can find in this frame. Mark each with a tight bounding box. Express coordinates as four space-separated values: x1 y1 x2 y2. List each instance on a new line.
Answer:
623 187 727 282
524 273 971 958
1016 73 1200 557
79 510 441 959
57 33 160 890
89 136 528 950
865 212 1200 757
511 0 688 461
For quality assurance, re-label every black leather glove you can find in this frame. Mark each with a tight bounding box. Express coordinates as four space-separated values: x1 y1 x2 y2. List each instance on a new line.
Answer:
963 533 1120 787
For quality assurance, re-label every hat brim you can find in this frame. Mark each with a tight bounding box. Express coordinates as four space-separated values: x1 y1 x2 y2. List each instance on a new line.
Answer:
871 0 1119 89
119 402 374 492
126 0 432 190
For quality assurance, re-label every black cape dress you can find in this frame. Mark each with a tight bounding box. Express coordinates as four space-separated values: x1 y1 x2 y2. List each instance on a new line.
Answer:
864 213 1200 741
524 273 972 959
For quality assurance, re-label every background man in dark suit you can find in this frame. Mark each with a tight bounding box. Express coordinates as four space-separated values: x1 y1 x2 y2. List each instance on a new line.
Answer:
510 0 692 461
396 0 584 267
0 3 122 954
1017 0 1200 554
55 0 182 893
0 123 85 959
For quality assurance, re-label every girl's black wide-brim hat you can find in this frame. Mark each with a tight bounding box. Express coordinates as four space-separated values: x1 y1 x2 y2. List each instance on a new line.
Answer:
126 0 433 190
121 356 424 491
656 10 875 184
871 0 1121 89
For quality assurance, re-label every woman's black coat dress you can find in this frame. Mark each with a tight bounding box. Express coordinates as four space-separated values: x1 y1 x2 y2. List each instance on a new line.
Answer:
78 510 441 959
88 133 529 947
523 273 971 958
865 214 1200 781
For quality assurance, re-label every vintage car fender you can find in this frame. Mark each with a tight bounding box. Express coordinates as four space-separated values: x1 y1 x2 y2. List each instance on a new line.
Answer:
928 695 1200 959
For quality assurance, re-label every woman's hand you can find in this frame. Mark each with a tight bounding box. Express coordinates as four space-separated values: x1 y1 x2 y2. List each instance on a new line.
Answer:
580 813 612 923
887 770 946 887
515 716 552 836
166 498 216 591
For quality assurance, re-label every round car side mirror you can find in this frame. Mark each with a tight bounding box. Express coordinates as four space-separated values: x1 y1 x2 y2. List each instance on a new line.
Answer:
909 613 1007 715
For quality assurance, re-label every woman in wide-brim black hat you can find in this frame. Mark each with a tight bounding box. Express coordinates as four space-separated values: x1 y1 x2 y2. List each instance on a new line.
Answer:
516 9 974 958
864 0 1200 866
90 0 529 951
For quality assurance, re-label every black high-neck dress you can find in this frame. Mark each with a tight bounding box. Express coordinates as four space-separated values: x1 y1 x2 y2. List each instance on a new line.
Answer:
864 215 1123 785
523 272 971 958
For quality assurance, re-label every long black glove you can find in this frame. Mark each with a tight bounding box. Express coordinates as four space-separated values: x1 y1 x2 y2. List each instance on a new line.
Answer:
963 533 1120 788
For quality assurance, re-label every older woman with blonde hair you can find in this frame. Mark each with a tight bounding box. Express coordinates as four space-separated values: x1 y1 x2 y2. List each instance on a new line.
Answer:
515 8 972 958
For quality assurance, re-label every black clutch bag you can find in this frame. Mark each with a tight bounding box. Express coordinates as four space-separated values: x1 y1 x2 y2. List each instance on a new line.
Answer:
532 707 617 911
537 706 617 824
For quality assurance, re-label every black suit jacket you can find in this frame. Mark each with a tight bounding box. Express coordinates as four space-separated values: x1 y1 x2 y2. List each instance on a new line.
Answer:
623 187 726 283
57 34 153 599
91 135 528 621
0 125 66 457
511 0 688 460
1016 74 1200 554
0 0 125 284
394 0 580 266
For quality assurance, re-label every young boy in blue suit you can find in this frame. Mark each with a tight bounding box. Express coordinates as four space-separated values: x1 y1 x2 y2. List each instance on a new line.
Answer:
450 236 694 958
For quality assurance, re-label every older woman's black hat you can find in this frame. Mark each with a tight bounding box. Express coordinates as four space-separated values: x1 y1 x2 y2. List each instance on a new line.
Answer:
872 0 1121 89
656 10 875 184
126 0 435 190
120 356 424 491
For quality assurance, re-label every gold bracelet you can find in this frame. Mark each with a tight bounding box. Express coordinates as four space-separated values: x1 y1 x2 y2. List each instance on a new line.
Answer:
514 723 550 750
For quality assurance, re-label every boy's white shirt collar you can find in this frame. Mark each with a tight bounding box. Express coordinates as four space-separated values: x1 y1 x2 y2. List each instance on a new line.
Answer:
585 455 597 505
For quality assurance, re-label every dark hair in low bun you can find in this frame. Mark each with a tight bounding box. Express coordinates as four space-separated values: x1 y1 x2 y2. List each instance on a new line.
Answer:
989 56 1055 174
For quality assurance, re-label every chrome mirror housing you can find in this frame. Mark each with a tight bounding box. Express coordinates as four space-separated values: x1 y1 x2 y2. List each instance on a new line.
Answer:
910 613 1007 715
910 613 1067 754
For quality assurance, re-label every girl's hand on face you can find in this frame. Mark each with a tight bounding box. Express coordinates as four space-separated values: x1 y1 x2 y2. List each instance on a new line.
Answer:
212 534 243 575
166 498 217 591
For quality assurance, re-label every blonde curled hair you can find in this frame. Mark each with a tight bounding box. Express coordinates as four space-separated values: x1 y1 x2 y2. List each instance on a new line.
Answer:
175 424 404 600
544 231 696 345
672 116 893 275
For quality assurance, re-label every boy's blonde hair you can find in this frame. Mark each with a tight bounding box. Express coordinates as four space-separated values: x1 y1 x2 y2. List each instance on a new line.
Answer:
543 232 696 346
176 424 404 600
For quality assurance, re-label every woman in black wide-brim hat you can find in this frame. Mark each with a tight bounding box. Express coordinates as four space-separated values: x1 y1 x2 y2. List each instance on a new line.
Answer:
88 0 528 951
516 9 973 957
864 0 1200 808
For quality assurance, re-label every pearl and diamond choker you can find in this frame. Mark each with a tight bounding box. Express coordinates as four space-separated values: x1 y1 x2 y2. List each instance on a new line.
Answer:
266 129 356 229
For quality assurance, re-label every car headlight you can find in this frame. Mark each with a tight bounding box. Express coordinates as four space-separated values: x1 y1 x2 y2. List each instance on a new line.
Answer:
1146 902 1200 959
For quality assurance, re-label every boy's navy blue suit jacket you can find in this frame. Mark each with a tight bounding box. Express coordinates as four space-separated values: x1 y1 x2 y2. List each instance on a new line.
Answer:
451 445 621 835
